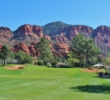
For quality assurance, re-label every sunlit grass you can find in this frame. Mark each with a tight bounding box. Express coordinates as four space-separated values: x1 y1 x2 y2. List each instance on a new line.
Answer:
0 65 110 100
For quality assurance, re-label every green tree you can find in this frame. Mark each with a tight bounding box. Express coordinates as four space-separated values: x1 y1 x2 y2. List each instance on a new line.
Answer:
88 56 99 65
67 53 79 67
6 50 15 64
83 38 100 67
70 34 100 67
36 37 53 65
15 50 33 64
104 53 110 65
0 45 10 66
70 34 86 67
54 54 64 62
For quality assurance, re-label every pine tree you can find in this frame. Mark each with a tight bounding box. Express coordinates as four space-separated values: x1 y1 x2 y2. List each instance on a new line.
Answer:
70 34 100 67
0 45 10 65
37 37 53 65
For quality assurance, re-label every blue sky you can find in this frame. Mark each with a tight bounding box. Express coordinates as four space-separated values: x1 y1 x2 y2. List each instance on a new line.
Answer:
0 0 110 30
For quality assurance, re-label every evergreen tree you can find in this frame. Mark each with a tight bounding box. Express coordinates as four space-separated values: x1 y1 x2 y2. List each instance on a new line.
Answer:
37 37 53 65
0 45 10 65
70 34 86 67
67 53 79 67
83 38 100 67
70 34 100 67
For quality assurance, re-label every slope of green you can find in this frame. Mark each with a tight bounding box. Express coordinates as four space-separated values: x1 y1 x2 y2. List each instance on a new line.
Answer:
0 66 110 100
43 21 69 35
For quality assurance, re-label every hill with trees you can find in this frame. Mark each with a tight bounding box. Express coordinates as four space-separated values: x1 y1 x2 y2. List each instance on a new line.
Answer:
0 21 110 57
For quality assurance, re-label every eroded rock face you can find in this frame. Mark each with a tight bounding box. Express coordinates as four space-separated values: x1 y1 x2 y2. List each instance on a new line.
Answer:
44 34 51 41
14 24 43 38
28 45 39 57
92 26 110 38
65 25 93 40
28 45 36 56
1 22 110 57
0 27 13 44
0 24 99 57
14 42 30 54
51 33 68 43
92 26 110 56
13 42 39 56
53 42 69 57
44 25 93 43
11 24 43 44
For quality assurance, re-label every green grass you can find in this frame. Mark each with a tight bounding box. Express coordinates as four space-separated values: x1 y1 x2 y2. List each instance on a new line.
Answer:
0 65 110 100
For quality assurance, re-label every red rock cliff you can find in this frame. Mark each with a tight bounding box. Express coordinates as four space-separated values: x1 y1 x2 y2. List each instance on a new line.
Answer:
66 25 93 40
14 42 30 54
14 24 43 38
92 26 110 56
0 27 13 44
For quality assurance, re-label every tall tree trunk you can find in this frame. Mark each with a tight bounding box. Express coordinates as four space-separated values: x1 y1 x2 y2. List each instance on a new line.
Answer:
79 58 82 67
85 56 88 67
4 59 6 66
42 53 44 65
72 60 74 67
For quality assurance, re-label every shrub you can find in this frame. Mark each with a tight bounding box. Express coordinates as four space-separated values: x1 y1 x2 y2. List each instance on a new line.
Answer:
37 60 43 66
34 62 37 65
97 69 106 77
56 63 71 68
46 62 52 67
59 65 70 68
97 72 103 77
14 51 33 64
7 59 19 64
104 65 110 73
51 60 57 67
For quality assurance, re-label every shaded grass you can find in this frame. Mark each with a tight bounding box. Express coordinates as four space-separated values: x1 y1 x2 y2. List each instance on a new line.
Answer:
69 84 110 94
0 66 110 100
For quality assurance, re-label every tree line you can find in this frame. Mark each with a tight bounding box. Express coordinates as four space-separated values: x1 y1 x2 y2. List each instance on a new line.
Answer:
0 46 33 66
0 34 106 67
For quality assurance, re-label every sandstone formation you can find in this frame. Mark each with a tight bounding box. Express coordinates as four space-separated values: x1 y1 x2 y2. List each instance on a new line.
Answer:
11 24 43 44
52 42 69 57
13 42 39 57
14 24 43 38
0 21 110 57
0 27 13 44
14 42 30 54
65 25 93 40
51 35 68 43
92 26 110 56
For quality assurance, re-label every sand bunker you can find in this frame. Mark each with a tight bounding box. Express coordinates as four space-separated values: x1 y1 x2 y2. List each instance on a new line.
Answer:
81 68 99 73
6 65 26 70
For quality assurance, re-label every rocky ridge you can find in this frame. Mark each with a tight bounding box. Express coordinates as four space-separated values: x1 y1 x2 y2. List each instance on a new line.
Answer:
0 21 110 57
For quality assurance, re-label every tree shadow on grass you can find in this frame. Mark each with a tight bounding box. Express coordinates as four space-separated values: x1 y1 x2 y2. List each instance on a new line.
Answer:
69 84 110 94
93 76 110 79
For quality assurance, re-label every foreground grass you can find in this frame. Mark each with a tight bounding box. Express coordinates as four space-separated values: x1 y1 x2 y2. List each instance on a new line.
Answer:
0 65 110 100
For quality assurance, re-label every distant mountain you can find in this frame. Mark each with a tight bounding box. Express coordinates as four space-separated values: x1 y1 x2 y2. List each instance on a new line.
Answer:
43 21 93 43
0 21 110 56
43 21 69 35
